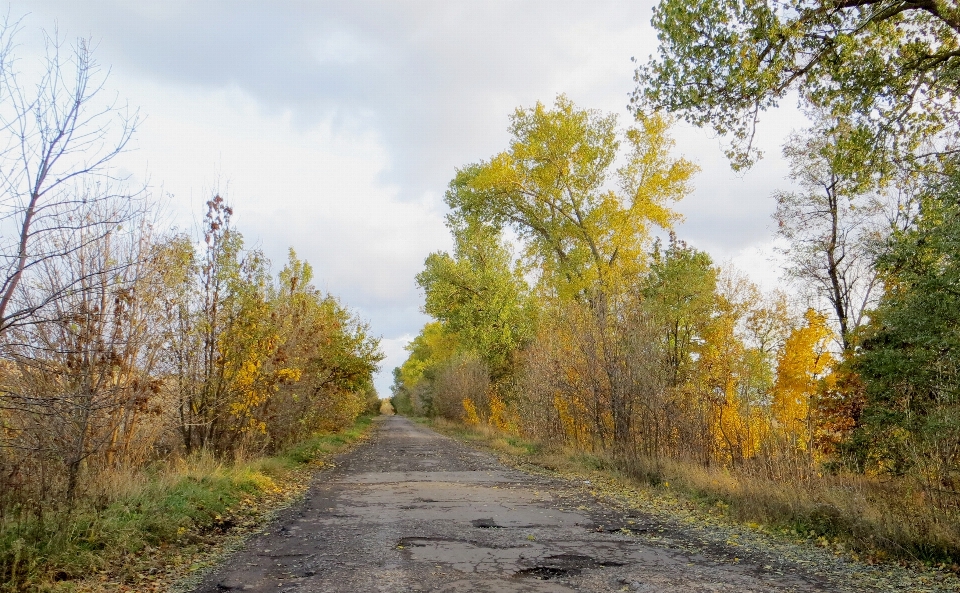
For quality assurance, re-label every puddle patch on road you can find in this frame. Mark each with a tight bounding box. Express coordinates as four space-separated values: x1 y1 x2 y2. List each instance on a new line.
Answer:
396 536 537 574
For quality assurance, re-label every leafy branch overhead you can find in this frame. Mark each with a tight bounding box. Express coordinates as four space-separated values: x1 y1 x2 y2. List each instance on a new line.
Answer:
633 0 960 170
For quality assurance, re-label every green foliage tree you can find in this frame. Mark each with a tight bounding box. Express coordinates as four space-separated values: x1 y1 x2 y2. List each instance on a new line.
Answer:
643 234 719 387
634 0 960 170
856 165 960 495
267 249 383 442
417 219 535 378
391 322 459 416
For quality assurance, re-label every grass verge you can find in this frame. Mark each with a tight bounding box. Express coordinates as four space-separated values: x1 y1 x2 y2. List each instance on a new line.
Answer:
0 415 375 593
424 417 960 573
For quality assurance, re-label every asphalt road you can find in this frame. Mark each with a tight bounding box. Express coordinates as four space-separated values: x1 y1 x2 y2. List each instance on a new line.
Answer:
191 416 832 592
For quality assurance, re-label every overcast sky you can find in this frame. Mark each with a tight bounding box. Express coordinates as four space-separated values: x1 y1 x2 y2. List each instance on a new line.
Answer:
7 1 807 396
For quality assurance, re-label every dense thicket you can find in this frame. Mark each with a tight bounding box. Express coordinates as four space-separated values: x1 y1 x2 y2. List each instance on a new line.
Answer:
0 26 381 518
627 0 960 509
0 193 381 510
856 166 960 500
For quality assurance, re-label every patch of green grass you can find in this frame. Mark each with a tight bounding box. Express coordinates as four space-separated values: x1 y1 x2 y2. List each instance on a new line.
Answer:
504 436 541 455
0 463 261 590
0 414 375 592
281 415 373 465
570 453 613 472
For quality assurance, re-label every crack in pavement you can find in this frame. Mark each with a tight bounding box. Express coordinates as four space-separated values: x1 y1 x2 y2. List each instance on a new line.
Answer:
189 416 836 592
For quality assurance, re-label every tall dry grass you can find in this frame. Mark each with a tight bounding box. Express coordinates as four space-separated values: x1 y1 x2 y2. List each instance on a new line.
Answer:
617 453 960 565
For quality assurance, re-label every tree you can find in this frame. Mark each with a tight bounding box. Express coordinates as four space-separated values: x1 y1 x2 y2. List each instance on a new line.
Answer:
699 270 789 466
774 125 890 350
434 95 695 453
169 196 277 453
0 23 140 333
0 198 167 501
391 322 459 416
773 309 836 458
416 218 535 378
430 354 491 422
643 234 718 387
641 240 777 466
445 95 696 311
856 164 960 494
293 293 382 433
165 203 384 454
633 0 960 170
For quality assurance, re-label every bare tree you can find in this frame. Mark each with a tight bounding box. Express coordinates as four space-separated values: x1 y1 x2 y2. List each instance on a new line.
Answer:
0 196 167 502
0 22 139 334
774 125 891 351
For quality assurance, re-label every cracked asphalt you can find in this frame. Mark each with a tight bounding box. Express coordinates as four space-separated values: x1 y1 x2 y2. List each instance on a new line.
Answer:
190 416 835 592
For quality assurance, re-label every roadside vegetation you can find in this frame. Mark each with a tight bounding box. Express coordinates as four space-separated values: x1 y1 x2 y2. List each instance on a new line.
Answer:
0 22 383 592
1 415 374 593
394 0 960 572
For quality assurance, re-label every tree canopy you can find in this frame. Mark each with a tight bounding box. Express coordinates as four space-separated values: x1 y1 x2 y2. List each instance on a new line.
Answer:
633 0 960 170
446 95 697 307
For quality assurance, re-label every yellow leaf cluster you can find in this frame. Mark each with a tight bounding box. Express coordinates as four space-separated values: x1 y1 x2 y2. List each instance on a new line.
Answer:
489 394 510 432
772 309 836 455
462 398 481 425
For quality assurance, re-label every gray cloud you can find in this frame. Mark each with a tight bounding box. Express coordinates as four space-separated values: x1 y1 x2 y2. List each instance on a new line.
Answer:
15 1 657 196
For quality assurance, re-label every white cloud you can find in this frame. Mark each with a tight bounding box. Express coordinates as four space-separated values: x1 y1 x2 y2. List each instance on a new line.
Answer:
9 0 811 393
107 78 449 392
729 239 790 292
376 333 416 397
307 30 375 66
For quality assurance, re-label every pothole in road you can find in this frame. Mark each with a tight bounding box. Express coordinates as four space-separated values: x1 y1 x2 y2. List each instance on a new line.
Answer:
588 524 647 535
548 553 625 568
471 518 503 529
515 566 574 580
397 536 458 548
514 553 625 580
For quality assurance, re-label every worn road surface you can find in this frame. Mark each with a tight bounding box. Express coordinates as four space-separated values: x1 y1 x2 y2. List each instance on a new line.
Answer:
192 416 834 592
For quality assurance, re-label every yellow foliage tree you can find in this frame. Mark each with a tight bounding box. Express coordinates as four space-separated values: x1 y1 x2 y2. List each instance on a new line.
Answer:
446 95 696 311
489 393 510 431
772 309 835 457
